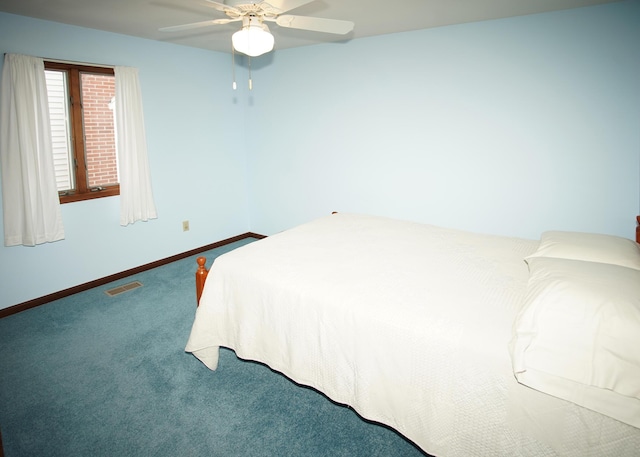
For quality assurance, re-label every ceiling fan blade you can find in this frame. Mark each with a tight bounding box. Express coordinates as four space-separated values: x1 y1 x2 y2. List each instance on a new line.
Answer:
159 18 238 32
263 0 314 14
275 15 354 34
204 0 241 14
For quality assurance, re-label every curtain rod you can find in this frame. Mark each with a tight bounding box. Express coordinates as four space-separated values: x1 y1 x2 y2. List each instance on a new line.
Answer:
4 52 116 69
41 57 115 69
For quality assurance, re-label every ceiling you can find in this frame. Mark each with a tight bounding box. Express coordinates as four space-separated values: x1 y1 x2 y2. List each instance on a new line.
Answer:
0 0 620 54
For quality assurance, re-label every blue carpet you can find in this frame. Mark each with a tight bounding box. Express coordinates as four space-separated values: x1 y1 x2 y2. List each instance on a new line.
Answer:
0 239 426 456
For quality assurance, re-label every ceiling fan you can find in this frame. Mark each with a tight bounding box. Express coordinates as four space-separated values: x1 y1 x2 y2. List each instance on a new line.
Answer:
159 0 355 57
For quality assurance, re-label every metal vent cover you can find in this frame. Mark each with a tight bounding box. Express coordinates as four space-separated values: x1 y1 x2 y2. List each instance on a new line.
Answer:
104 281 143 297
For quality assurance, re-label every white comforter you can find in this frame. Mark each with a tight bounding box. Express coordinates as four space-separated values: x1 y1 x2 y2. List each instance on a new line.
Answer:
186 213 640 457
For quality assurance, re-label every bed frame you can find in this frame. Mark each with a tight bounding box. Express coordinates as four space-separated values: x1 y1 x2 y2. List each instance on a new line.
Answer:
195 215 640 305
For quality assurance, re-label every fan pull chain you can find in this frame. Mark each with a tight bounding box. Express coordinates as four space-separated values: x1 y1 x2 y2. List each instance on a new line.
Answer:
231 45 237 90
248 56 253 91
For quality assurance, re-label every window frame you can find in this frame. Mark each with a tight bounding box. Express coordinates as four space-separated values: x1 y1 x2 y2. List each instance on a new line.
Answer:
44 61 119 204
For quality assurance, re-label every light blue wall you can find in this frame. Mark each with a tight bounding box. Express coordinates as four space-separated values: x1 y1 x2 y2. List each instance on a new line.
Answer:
245 0 640 239
0 13 250 309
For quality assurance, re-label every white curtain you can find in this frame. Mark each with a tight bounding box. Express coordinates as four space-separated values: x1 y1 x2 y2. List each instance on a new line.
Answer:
0 53 65 247
115 66 157 226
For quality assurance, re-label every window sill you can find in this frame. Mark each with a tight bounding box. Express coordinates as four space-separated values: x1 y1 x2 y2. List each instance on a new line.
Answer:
59 185 120 204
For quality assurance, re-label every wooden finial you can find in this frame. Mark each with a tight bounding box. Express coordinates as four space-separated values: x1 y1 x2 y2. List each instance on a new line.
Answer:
195 256 209 306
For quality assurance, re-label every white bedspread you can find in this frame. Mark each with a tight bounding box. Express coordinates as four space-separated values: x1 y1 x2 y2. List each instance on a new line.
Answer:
186 213 640 457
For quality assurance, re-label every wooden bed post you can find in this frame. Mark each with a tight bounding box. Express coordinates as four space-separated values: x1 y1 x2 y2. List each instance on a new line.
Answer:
636 216 640 244
195 256 209 306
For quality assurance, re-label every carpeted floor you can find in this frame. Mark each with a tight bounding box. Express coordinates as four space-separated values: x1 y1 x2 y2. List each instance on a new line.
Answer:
0 238 426 456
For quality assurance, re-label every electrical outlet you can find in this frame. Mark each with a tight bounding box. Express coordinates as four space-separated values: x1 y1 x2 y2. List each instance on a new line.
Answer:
182 220 189 232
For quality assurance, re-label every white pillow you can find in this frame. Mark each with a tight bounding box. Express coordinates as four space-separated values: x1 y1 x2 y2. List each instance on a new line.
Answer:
510 256 640 428
526 230 640 270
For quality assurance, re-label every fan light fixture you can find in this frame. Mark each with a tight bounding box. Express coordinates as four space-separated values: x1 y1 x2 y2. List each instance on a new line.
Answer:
232 16 274 57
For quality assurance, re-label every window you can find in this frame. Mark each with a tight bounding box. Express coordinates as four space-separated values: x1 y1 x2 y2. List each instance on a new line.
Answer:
44 61 119 203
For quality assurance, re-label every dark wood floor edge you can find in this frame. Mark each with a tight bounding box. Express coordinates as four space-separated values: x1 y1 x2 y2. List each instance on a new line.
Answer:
0 232 266 320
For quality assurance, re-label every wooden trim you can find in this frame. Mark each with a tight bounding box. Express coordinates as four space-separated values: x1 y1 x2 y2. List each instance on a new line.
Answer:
60 184 120 204
45 61 115 74
0 232 266 319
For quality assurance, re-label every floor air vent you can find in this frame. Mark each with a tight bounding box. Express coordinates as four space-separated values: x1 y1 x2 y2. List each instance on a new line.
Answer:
105 281 143 297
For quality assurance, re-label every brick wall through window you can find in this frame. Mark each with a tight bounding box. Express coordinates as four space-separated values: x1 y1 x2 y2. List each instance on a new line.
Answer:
82 73 118 187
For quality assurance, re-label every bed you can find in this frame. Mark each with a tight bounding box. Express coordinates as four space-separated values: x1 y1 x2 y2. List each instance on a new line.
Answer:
186 213 640 457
